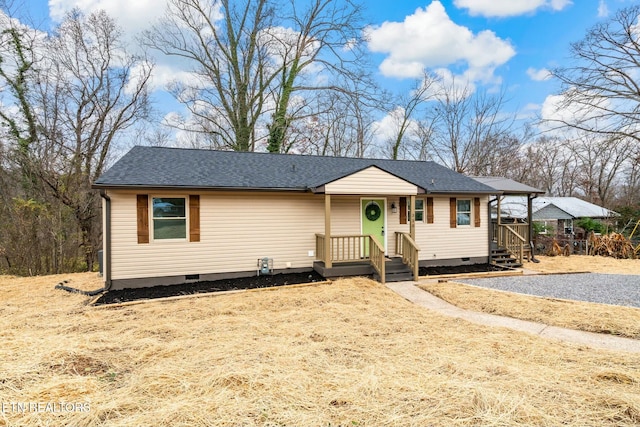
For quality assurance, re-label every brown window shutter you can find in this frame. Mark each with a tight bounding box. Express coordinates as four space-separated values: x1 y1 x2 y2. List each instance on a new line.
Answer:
399 197 407 224
474 197 481 227
449 198 457 228
426 197 434 224
189 195 200 242
136 195 149 244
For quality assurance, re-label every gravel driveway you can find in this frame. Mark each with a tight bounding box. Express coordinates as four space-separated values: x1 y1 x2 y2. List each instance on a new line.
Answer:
460 273 640 308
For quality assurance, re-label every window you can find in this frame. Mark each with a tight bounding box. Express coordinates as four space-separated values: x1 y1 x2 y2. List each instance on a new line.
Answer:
408 198 425 222
562 219 574 235
152 197 186 239
137 195 200 243
450 197 480 228
401 197 433 224
456 199 471 226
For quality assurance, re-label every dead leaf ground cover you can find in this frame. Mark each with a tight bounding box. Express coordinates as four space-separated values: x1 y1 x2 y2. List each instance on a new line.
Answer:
1 271 639 426
419 255 640 339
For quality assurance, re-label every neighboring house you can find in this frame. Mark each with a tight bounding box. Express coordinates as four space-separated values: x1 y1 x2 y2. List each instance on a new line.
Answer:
496 196 618 237
93 146 501 290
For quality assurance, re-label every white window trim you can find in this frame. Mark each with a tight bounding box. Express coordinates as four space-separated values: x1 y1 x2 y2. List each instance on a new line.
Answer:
150 196 189 242
456 198 472 227
407 197 426 223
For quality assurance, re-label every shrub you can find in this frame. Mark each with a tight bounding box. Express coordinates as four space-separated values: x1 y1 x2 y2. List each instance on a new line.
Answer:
576 218 605 234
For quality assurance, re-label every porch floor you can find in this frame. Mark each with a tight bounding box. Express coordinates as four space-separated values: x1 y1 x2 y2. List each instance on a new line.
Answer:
312 260 374 278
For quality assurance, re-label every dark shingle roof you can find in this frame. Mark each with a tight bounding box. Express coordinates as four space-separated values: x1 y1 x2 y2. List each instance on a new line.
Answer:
93 146 496 194
471 176 544 195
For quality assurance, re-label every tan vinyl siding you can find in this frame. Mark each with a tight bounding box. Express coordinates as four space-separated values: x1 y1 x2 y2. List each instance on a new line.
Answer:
324 166 418 195
108 191 488 281
109 190 325 280
329 197 361 236
413 195 489 260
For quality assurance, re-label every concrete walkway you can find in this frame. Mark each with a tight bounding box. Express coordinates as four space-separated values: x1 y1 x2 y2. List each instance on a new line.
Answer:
385 280 640 353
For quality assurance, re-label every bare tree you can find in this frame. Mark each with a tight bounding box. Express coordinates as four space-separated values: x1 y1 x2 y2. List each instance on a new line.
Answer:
615 145 640 207
569 133 632 206
0 8 152 273
428 80 513 173
384 72 438 160
548 5 640 143
145 0 369 153
508 135 594 198
145 0 273 151
404 116 436 161
39 10 152 270
466 133 523 177
264 0 366 153
288 84 376 157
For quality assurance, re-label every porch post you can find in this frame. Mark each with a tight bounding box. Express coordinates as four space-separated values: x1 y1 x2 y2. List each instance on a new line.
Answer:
528 194 536 261
497 196 502 225
325 194 332 268
409 195 416 240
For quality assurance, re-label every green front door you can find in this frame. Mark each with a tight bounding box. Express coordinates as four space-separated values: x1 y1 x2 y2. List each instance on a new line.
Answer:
362 199 385 255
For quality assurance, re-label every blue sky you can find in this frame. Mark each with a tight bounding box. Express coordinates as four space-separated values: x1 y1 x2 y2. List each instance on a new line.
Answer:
15 0 635 132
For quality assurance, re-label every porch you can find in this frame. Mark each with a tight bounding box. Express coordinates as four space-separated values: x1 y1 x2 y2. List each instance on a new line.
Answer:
313 232 420 284
311 181 423 283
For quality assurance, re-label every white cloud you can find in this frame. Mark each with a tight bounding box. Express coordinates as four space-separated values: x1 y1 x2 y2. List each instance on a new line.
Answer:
149 64 202 93
367 1 515 83
598 0 609 18
48 0 168 37
431 68 476 99
538 90 612 135
539 93 574 132
453 0 572 17
526 67 551 81
46 0 223 95
371 107 418 143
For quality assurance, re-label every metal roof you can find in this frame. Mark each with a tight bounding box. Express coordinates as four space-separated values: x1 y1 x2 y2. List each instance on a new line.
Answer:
497 196 618 219
93 146 497 194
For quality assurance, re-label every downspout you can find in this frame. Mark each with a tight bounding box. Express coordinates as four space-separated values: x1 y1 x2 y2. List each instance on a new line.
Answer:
488 196 498 265
54 189 112 295
101 189 113 289
528 194 540 263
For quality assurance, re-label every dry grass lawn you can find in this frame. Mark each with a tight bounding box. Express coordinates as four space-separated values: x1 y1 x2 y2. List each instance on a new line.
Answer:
1 270 640 426
524 254 640 275
420 255 640 339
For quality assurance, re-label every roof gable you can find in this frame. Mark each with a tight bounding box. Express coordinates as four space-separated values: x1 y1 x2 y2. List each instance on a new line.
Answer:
543 197 617 218
323 166 419 195
93 146 496 195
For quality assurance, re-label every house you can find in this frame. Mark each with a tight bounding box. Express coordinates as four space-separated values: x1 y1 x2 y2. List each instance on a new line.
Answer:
495 196 618 237
93 146 509 290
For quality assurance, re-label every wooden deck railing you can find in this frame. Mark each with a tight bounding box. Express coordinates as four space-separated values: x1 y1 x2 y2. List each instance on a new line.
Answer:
316 234 372 263
316 234 386 283
495 224 527 264
316 234 326 263
395 232 420 280
369 236 386 284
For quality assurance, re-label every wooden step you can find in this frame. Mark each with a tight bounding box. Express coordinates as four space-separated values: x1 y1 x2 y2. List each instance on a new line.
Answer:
491 248 522 268
373 257 414 282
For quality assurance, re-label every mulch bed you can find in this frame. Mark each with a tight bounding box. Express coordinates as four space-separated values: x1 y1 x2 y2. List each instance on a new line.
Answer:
94 264 505 305
94 271 326 305
419 263 507 276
